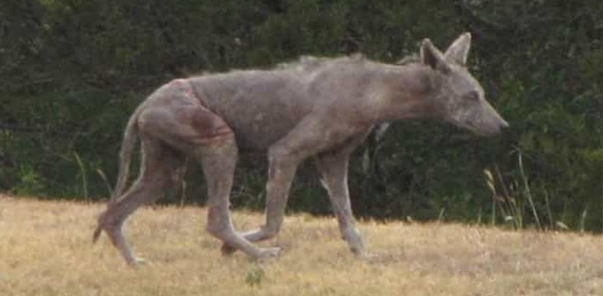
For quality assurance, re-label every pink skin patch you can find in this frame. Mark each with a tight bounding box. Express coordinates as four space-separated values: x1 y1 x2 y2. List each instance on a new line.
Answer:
171 78 196 98
171 79 234 141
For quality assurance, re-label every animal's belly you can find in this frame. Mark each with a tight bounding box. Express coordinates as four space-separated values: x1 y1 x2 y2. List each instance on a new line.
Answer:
228 115 300 151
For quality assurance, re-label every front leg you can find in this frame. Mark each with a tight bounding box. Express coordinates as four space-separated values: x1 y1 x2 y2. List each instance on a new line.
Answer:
240 143 300 242
223 127 312 255
222 117 369 255
200 138 280 259
221 141 299 255
315 134 370 256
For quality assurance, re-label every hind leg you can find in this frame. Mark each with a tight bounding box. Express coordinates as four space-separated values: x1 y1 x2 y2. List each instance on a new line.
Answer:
130 94 279 259
96 135 184 265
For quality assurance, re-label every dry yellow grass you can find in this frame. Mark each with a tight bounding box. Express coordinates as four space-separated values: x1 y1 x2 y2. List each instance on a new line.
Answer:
1 195 603 296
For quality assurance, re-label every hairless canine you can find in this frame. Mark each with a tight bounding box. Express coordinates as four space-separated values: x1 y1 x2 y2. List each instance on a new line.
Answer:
93 33 508 265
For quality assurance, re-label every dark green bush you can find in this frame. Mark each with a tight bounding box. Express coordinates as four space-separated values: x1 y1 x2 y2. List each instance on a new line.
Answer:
2 0 603 231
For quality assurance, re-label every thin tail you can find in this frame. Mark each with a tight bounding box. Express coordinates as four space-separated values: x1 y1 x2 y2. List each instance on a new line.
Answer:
108 112 140 205
93 110 140 243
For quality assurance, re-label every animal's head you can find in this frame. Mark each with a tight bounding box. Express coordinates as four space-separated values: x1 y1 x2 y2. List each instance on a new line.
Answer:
421 33 508 136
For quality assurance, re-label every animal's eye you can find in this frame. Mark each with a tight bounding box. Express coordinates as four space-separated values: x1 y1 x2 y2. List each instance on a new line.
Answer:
466 91 480 102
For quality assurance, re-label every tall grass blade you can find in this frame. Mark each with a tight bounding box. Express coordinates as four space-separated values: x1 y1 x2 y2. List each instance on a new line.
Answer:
179 180 187 208
484 169 496 226
73 152 88 200
542 186 554 229
438 208 446 222
96 168 113 198
517 151 541 230
580 208 588 233
477 207 482 225
491 166 520 229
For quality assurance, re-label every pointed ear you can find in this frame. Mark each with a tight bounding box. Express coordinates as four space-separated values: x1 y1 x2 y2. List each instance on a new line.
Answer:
444 32 472 66
420 39 451 73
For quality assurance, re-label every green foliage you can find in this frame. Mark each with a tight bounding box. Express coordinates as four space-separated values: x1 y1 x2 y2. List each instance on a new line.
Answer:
12 165 47 197
245 263 264 287
2 0 603 231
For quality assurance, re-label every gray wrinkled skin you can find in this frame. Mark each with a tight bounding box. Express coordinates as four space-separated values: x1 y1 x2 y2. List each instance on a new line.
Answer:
93 33 508 265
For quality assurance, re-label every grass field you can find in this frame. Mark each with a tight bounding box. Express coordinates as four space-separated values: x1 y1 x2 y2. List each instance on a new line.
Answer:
1 194 603 295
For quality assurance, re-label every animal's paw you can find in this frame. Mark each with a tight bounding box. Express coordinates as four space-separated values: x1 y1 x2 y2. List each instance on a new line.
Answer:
124 256 148 267
221 245 280 259
350 245 366 256
220 243 238 256
349 245 378 261
358 251 378 261
256 247 281 260
135 257 148 265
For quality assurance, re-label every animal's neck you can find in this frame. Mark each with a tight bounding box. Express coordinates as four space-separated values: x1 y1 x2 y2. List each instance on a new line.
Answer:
373 64 442 122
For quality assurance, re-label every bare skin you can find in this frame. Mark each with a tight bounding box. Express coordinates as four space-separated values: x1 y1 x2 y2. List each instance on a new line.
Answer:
93 33 508 265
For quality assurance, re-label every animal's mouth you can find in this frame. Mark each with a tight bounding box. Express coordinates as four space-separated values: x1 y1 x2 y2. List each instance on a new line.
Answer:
458 121 508 137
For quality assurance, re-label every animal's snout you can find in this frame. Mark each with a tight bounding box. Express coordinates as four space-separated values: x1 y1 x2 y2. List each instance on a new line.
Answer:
476 112 509 137
486 116 509 136
499 118 509 129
